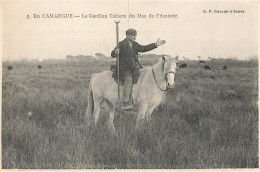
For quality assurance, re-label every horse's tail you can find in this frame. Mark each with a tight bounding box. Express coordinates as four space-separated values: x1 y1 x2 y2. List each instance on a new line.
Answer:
86 74 95 122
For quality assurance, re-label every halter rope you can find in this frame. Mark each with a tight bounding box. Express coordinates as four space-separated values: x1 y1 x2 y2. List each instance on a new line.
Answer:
152 67 176 92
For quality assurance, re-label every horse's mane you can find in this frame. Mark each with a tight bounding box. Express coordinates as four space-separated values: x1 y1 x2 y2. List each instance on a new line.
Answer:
140 55 176 79
153 58 164 69
141 55 176 76
138 58 164 82
141 58 164 70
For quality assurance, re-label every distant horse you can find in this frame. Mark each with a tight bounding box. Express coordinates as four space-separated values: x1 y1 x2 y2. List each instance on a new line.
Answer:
204 65 211 70
199 60 205 63
86 55 178 133
7 66 13 70
180 63 187 69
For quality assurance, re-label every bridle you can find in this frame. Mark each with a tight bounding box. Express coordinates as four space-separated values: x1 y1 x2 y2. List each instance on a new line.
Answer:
152 66 176 92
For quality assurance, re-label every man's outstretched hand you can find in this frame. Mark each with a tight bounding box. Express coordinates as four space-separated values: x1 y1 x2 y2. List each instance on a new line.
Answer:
156 38 166 46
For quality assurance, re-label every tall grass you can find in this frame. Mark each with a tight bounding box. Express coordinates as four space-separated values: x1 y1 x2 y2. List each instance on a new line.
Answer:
2 58 258 168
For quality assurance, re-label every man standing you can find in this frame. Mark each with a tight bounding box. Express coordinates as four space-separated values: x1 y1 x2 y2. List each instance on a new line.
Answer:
111 28 165 110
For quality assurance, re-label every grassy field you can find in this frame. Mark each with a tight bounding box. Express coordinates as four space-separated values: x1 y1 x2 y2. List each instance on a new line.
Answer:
2 57 258 169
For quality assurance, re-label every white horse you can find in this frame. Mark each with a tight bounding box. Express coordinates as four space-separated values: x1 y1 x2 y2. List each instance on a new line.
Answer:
86 55 178 133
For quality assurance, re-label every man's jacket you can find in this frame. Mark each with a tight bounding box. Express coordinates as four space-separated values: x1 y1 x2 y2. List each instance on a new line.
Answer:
111 38 157 74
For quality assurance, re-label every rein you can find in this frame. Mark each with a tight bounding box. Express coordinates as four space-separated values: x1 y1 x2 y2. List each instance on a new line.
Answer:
152 67 175 92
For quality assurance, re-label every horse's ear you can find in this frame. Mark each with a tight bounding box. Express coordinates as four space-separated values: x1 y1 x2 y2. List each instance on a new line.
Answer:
162 56 166 62
175 55 179 60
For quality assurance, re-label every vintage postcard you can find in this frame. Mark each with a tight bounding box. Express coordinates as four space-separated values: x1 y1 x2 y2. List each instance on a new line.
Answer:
1 0 259 170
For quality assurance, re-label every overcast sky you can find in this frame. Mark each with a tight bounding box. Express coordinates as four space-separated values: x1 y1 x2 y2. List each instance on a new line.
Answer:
3 0 259 61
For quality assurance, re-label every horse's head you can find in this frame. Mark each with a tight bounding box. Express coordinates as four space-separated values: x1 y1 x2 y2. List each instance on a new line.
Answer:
161 55 178 89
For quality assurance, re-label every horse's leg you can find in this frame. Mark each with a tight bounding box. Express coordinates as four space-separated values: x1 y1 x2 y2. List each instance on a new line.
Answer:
136 103 148 129
93 97 102 126
144 105 158 125
146 105 157 118
106 101 116 134
108 108 116 134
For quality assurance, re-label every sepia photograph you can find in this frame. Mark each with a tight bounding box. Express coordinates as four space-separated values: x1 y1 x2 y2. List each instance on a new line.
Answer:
1 0 259 169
